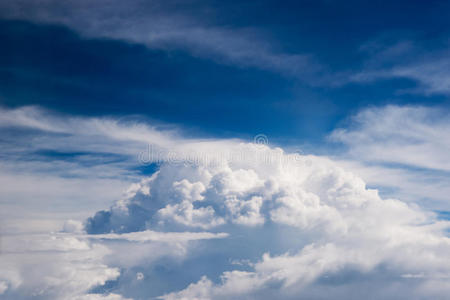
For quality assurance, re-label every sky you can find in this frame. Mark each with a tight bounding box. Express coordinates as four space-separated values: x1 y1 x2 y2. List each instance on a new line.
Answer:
0 1 449 299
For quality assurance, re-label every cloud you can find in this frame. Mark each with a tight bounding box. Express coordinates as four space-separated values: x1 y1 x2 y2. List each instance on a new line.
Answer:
74 294 131 300
0 105 235 233
350 38 450 95
0 229 229 299
0 233 120 299
333 159 450 210
85 230 228 243
1 105 450 299
0 169 132 234
0 105 242 163
351 57 450 95
0 0 321 79
329 105 450 209
330 105 450 172
82 142 450 299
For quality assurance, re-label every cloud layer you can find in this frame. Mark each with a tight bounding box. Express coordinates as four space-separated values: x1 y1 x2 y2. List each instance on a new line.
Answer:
1 106 449 299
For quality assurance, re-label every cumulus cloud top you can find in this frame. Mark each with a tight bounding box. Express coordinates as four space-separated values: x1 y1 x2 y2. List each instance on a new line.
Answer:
80 143 450 299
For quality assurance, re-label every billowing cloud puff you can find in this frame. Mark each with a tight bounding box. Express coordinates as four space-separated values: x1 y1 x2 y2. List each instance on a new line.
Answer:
81 143 450 299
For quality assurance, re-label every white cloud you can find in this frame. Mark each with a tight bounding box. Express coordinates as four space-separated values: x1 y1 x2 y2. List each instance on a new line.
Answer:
0 0 321 79
330 105 450 171
350 38 450 95
330 105 450 209
0 281 8 295
0 230 229 299
0 233 120 299
388 58 450 95
1 105 450 299
63 219 85 233
351 58 450 95
82 143 450 299
84 230 228 243
0 167 132 234
334 159 450 209
74 294 131 300
0 106 238 235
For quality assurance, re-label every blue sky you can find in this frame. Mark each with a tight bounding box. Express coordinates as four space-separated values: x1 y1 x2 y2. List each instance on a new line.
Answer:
0 0 449 141
0 1 449 299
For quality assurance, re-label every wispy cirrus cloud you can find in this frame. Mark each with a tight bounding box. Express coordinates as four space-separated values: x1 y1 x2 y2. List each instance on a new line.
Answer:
330 105 450 172
2 0 448 94
0 0 321 80
349 37 450 95
330 105 450 209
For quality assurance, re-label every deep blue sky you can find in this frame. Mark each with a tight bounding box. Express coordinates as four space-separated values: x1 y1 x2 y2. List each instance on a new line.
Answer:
0 0 449 144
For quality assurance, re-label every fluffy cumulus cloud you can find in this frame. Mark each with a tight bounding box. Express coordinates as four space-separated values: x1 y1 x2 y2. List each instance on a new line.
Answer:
1 106 450 299
81 143 450 299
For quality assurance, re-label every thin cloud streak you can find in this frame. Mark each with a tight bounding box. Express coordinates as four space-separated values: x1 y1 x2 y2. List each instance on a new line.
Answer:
0 0 321 79
349 38 450 95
